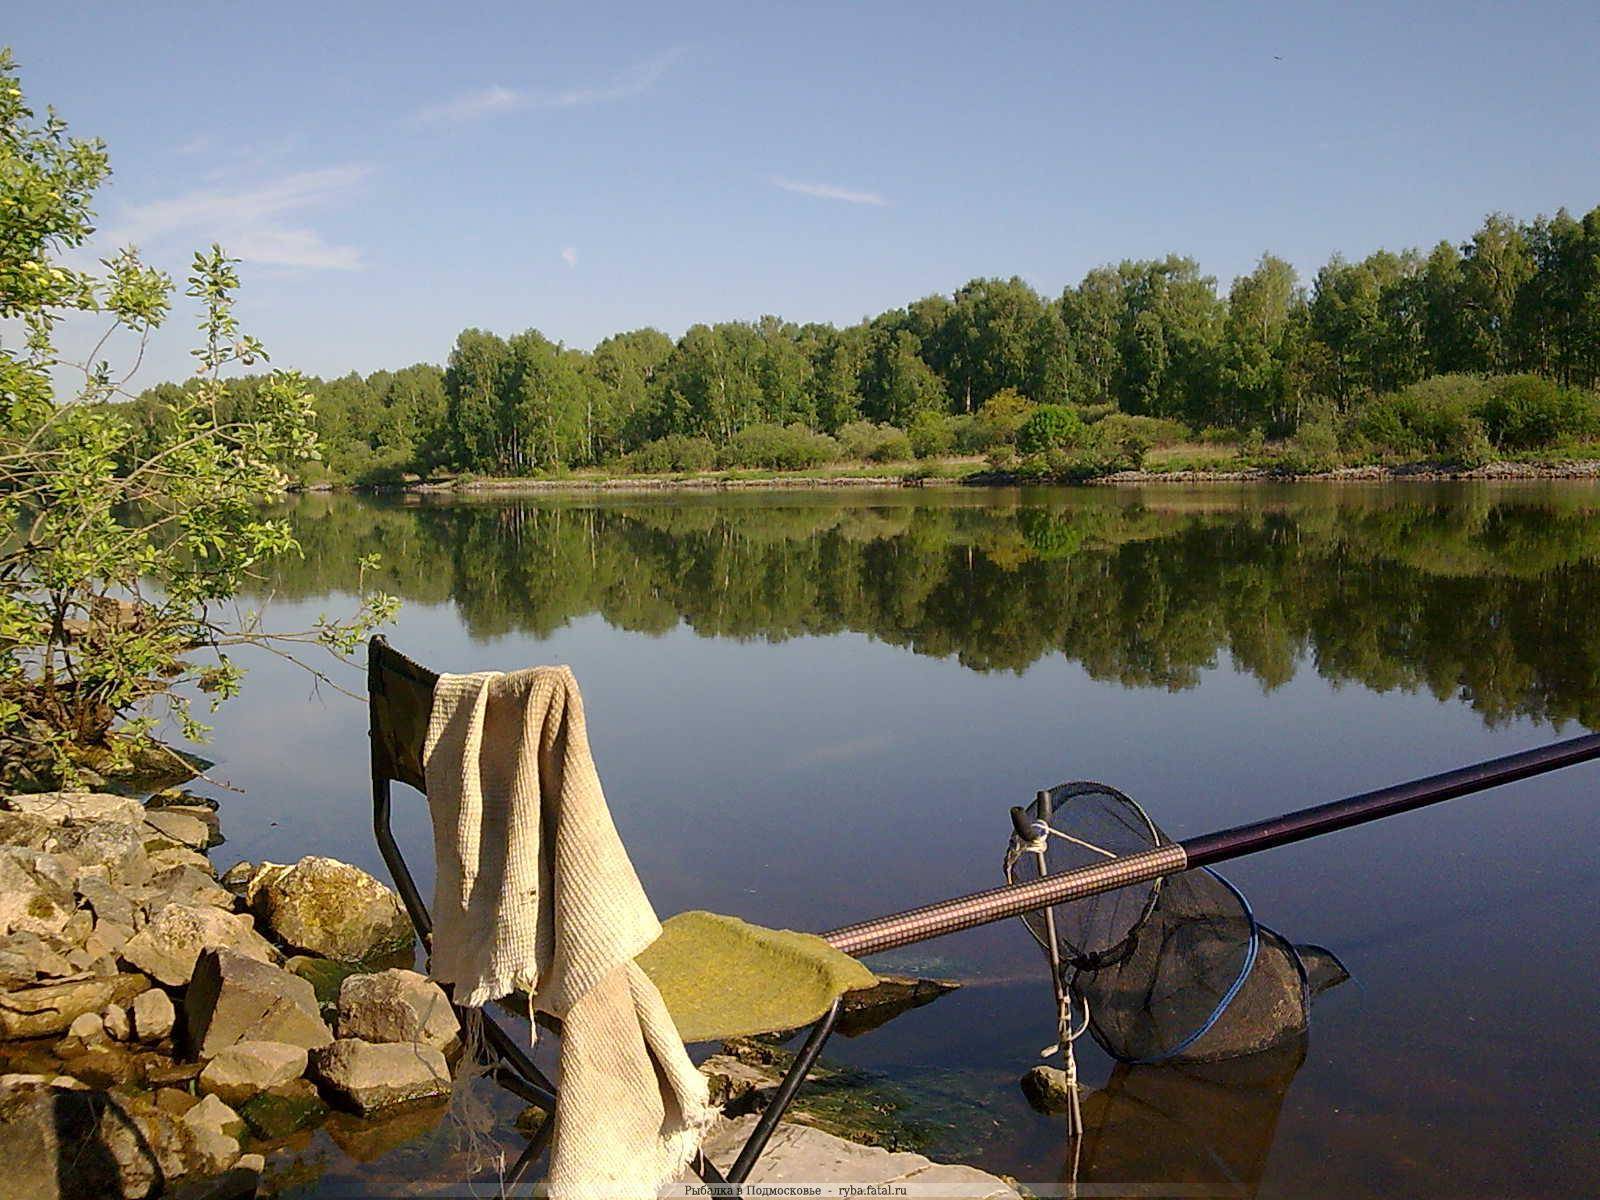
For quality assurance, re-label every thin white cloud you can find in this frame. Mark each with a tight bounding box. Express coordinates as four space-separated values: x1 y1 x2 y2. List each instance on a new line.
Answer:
561 246 578 268
176 135 212 156
103 165 369 271
414 84 524 127
413 48 684 127
772 177 889 207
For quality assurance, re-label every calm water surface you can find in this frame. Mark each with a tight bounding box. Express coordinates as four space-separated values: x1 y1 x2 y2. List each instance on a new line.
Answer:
194 483 1600 1198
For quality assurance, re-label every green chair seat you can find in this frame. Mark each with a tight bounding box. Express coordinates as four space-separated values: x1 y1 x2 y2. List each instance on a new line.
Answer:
637 910 877 1044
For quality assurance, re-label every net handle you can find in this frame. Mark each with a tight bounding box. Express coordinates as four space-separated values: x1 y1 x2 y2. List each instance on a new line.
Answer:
824 732 1600 957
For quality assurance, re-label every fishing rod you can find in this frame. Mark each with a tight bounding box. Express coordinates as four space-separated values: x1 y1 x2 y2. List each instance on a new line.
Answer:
822 732 1600 957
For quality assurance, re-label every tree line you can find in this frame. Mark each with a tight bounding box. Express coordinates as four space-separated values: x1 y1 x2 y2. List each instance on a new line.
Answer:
123 203 1600 483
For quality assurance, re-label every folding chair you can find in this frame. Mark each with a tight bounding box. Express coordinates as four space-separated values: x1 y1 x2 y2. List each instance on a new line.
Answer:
367 635 852 1189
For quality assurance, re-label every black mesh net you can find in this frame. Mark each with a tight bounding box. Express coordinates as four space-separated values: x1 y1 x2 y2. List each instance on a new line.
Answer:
1006 783 1345 1066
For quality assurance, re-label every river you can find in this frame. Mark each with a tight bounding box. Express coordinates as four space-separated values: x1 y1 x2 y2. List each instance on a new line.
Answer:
192 482 1600 1197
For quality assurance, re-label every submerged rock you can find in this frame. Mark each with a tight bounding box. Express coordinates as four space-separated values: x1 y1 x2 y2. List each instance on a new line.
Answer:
184 948 332 1058
335 969 458 1051
198 1040 308 1104
836 974 960 1036
236 1078 329 1140
120 902 275 988
310 1038 450 1114
245 856 413 963
1019 1065 1076 1114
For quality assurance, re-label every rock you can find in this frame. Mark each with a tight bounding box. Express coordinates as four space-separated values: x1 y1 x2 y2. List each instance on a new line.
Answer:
139 1055 203 1088
101 1002 132 1041
0 1080 233 1199
0 931 77 985
286 955 358 1009
75 876 138 929
217 861 255 896
67 1011 105 1042
335 969 458 1050
2 792 143 826
120 902 275 987
245 857 413 963
143 810 214 851
156 1087 201 1117
0 848 76 939
183 1093 246 1141
0 971 149 1039
310 1038 450 1114
83 916 135 961
236 1079 328 1139
184 948 332 1058
325 1100 449 1163
695 1114 1019 1198
199 1040 308 1103
131 987 176 1042
836 975 961 1036
48 819 151 887
700 1054 776 1110
0 812 50 850
142 865 235 913
56 1044 141 1089
147 846 214 876
1019 1065 1076 1114
151 805 222 845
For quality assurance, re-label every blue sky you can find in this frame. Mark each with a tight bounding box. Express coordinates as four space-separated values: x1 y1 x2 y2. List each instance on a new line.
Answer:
11 1 1600 385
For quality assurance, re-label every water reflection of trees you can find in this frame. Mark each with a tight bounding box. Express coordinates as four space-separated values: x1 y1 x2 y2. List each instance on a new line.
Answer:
266 488 1600 728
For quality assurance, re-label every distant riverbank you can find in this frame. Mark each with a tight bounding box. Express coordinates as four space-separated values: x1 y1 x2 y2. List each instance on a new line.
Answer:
302 455 1600 496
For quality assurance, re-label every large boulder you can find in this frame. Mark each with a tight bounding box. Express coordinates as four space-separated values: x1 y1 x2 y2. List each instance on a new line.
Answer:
0 971 150 1039
335 969 458 1050
309 1038 450 1114
2 793 143 826
184 948 332 1058
0 848 77 939
245 857 413 963
120 902 275 987
198 1040 307 1104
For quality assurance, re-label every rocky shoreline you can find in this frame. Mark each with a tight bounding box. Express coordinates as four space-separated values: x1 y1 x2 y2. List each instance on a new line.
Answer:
0 786 983 1199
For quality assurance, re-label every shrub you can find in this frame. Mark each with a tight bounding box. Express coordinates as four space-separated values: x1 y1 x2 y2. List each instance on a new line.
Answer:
946 414 983 454
907 411 956 459
1277 419 1341 474
1071 402 1119 425
1347 375 1497 460
1016 405 1086 455
1095 413 1187 450
1480 375 1598 449
626 435 717 473
973 389 1037 448
717 424 840 470
836 421 912 462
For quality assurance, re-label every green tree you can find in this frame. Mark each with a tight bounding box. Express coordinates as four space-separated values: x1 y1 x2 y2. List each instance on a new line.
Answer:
0 50 392 784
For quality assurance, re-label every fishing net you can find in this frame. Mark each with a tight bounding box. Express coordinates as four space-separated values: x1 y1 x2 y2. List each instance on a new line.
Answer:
1004 783 1344 1072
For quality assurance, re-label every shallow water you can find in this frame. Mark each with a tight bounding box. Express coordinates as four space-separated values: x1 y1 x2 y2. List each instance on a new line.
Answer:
194 482 1600 1197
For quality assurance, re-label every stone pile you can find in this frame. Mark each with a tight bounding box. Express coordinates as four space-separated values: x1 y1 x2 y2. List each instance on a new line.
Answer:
0 789 456 1199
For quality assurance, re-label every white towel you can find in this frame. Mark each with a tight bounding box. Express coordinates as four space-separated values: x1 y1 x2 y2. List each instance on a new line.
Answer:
423 665 713 1198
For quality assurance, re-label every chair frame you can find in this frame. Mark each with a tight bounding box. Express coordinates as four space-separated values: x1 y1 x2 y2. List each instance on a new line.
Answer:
366 635 834 1190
